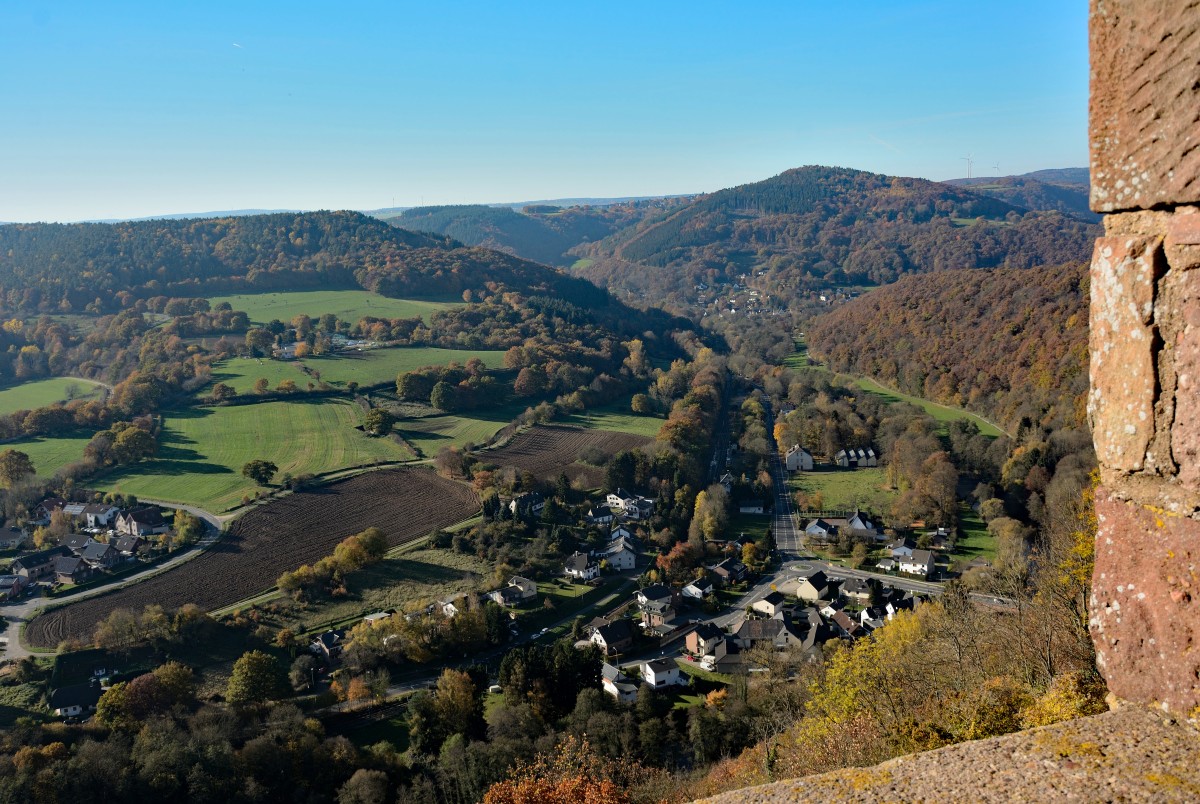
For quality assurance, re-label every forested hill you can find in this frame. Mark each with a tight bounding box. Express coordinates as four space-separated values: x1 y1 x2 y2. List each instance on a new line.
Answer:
945 171 1098 222
385 200 683 267
571 166 1099 307
807 261 1089 433
0 211 615 313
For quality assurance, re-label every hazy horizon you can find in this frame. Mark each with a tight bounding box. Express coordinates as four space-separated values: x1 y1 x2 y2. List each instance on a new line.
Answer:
2 1 1087 222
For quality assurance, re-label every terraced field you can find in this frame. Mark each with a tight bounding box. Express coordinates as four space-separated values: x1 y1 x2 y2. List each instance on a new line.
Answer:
92 399 415 511
26 468 479 648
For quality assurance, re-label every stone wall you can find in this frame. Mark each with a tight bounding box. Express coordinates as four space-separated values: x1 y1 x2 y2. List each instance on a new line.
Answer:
1087 0 1200 716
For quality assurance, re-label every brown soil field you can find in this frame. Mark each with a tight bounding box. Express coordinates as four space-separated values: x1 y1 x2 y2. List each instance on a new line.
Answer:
480 425 652 487
26 468 478 648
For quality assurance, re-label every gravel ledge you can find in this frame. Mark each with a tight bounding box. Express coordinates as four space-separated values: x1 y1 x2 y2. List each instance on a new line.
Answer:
696 704 1200 803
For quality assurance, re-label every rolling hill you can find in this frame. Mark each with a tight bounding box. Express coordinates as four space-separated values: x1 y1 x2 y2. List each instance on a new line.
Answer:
570 166 1099 310
946 168 1098 222
807 261 1090 433
0 210 614 313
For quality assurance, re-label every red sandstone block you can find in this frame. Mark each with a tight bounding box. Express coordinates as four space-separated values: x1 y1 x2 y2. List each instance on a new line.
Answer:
1173 270 1200 487
1089 236 1162 472
1092 490 1200 714
1089 0 1200 212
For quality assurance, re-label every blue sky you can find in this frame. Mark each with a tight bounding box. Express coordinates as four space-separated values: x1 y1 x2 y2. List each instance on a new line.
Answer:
0 1 1088 221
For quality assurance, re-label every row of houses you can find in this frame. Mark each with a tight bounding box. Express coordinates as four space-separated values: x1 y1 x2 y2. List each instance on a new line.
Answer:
803 511 883 543
684 583 924 672
33 499 170 538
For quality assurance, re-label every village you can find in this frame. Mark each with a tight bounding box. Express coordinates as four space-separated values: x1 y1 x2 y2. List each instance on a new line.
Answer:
0 498 199 602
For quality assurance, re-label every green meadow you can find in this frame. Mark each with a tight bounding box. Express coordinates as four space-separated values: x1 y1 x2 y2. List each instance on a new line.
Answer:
205 347 508 394
91 399 415 511
0 377 104 416
206 289 461 325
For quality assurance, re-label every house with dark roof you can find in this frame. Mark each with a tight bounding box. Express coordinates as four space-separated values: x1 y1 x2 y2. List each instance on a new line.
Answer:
711 558 747 586
682 577 714 600
635 585 673 607
685 623 725 656
509 492 546 519
805 518 837 540
0 526 27 550
32 497 67 524
796 570 831 602
49 680 103 718
847 511 881 539
53 556 91 584
601 662 638 703
752 590 788 617
889 538 917 559
0 575 25 601
64 534 95 555
81 541 121 570
732 617 785 648
589 619 634 655
640 658 683 688
10 546 70 581
310 629 347 661
113 534 147 557
116 507 169 537
564 551 599 581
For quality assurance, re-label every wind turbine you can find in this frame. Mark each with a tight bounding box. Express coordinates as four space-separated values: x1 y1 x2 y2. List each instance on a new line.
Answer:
991 162 1001 176
961 154 974 179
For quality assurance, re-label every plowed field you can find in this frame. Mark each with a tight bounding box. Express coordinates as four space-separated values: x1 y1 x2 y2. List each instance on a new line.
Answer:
26 468 478 648
481 425 652 486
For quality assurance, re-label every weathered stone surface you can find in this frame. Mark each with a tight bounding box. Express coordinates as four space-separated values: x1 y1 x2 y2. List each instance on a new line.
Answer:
1172 267 1200 487
1089 0 1200 212
1091 490 1200 714
1089 235 1163 471
697 704 1200 804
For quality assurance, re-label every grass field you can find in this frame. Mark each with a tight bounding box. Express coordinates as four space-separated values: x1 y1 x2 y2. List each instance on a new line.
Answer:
0 377 104 415
399 404 527 456
953 502 997 563
91 399 416 511
727 512 771 541
788 467 899 513
788 340 1006 438
205 347 508 395
853 377 1007 438
565 400 664 438
206 289 461 324
8 433 92 478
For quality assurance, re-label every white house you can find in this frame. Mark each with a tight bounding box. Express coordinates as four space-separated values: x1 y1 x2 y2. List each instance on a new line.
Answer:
601 541 638 571
888 538 916 559
899 549 935 579
601 663 638 703
564 551 599 581
682 577 714 600
82 504 120 529
805 518 836 540
752 591 787 618
640 658 683 688
784 445 814 472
